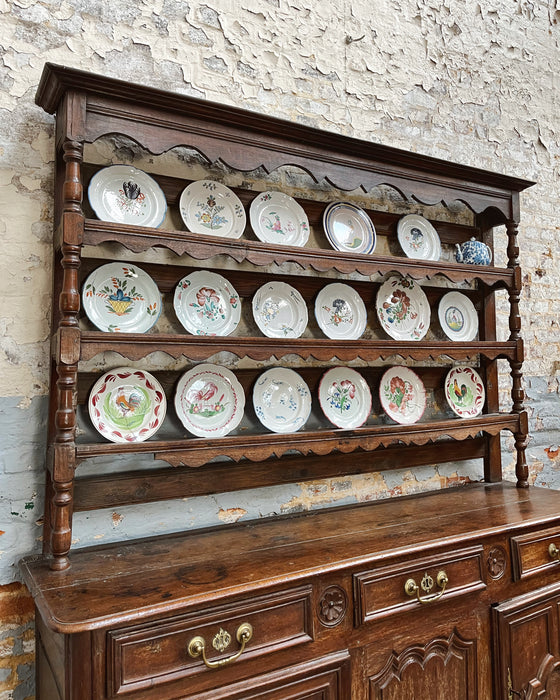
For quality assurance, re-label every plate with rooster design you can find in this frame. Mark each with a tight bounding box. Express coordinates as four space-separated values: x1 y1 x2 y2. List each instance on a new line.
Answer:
397 214 441 261
174 271 241 336
249 191 310 246
88 368 167 443
175 364 245 437
376 275 430 341
444 366 485 418
318 367 372 430
88 165 167 228
315 282 367 340
82 262 161 333
379 366 426 425
323 201 377 254
180 180 246 238
253 368 311 433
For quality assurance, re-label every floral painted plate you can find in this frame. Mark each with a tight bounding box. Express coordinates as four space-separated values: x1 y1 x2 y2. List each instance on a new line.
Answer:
82 262 161 333
88 368 166 443
323 201 376 254
397 214 441 261
174 270 241 336
379 366 426 425
318 367 371 430
444 366 485 418
179 180 246 238
249 191 310 247
376 276 430 341
88 165 167 228
253 368 311 433
438 291 478 342
175 364 245 437
252 282 308 338
315 283 367 340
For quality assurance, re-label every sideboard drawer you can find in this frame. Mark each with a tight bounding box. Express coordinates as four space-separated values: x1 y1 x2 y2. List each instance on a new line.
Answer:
354 545 485 625
107 585 313 696
511 525 560 580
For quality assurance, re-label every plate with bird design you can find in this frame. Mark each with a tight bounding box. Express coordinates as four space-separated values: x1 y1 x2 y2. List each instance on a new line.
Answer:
180 180 246 238
379 366 426 425
323 201 377 254
397 214 441 261
88 368 167 443
88 165 167 228
82 262 161 333
249 191 310 246
444 366 485 418
376 275 430 341
175 364 245 437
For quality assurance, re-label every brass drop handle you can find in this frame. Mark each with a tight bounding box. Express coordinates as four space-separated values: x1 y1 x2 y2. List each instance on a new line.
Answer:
549 543 560 560
188 622 253 670
405 570 449 604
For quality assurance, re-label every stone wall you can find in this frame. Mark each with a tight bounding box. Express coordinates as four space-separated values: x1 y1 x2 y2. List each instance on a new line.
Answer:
1 0 559 696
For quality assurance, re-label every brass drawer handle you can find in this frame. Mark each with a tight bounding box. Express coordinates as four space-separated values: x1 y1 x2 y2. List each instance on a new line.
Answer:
188 622 253 670
405 570 449 604
549 543 560 560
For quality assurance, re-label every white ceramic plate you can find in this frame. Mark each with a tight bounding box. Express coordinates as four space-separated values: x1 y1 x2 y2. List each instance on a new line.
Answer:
88 368 166 443
438 291 478 342
318 367 371 429
376 276 430 341
174 271 241 336
179 180 246 238
379 366 426 425
88 165 167 228
444 366 485 418
315 283 368 340
82 262 161 333
250 191 310 246
323 201 376 254
253 368 312 433
397 214 441 261
252 282 308 338
175 364 245 437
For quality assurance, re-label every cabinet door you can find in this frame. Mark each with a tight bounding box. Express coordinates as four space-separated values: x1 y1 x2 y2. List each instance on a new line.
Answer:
493 582 560 699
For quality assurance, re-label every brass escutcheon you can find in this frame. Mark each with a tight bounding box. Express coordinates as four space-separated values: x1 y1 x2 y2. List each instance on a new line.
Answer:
405 570 449 604
188 622 253 670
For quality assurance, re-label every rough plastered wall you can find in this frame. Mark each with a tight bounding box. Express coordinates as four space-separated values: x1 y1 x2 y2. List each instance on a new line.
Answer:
1 0 560 696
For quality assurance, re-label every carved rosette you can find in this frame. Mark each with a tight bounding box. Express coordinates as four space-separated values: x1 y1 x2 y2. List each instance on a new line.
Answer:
487 546 507 579
318 585 347 627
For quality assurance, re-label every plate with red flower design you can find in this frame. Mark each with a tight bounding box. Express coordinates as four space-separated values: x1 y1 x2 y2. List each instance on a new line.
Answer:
444 366 485 418
88 367 167 443
376 275 430 341
318 367 372 429
179 180 246 238
174 270 241 336
379 366 426 425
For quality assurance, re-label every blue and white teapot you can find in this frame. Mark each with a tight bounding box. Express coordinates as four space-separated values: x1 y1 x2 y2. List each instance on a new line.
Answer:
455 238 492 266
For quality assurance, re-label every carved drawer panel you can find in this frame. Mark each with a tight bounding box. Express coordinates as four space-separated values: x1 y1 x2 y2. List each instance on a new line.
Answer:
354 545 486 625
511 525 560 581
107 586 313 697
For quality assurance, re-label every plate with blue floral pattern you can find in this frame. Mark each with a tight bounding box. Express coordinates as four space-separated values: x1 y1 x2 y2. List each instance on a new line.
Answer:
315 282 367 340
180 180 246 238
252 282 308 338
253 368 311 433
318 367 371 430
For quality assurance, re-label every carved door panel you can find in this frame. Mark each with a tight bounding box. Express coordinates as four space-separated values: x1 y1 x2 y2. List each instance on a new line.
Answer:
493 582 560 699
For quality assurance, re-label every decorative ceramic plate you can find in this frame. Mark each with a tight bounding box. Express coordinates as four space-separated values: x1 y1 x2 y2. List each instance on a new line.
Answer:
438 291 478 342
318 367 372 430
252 282 308 338
88 165 167 228
397 214 441 261
253 368 312 433
175 364 245 437
82 262 161 333
376 276 430 341
88 368 166 443
249 191 310 246
174 271 241 336
315 283 368 340
444 366 486 418
179 180 246 238
323 201 377 254
379 366 426 425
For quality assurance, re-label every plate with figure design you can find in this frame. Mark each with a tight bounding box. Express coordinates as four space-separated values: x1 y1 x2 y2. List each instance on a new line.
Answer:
397 214 441 261
253 368 312 433
444 366 485 418
88 165 167 228
376 275 430 341
438 291 478 342
379 366 426 425
175 364 245 437
179 180 246 239
315 283 367 340
82 262 161 333
88 368 167 443
174 270 241 336
323 201 377 254
249 191 310 246
318 367 371 430
252 282 308 338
